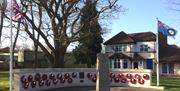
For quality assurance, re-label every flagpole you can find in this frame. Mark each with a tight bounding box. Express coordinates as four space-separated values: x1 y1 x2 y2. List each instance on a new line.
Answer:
10 0 13 91
156 18 160 86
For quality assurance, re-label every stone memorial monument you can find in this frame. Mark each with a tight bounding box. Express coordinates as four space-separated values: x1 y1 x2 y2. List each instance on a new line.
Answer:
96 53 110 91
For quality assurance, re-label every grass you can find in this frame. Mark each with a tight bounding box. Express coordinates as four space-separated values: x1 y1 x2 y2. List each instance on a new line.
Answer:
152 75 180 91
0 71 9 91
0 71 180 91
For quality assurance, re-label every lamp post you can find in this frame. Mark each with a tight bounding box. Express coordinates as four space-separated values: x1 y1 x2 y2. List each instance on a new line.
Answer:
10 0 13 91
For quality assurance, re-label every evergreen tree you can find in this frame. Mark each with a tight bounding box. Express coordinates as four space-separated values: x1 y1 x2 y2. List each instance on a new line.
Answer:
73 0 103 68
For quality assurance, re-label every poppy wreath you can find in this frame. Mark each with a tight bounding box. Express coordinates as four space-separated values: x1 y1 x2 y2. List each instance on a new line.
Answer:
53 79 58 85
130 78 137 84
92 77 96 83
22 81 29 89
134 74 141 80
60 78 66 83
110 73 115 78
67 78 73 84
114 77 119 83
31 81 36 88
126 74 133 79
35 73 41 81
71 72 77 78
21 75 27 83
143 74 150 80
49 73 55 80
64 73 70 79
57 73 63 79
121 78 127 83
28 75 33 82
42 74 48 80
138 79 145 84
117 73 124 78
87 73 93 79
45 80 51 87
39 80 44 87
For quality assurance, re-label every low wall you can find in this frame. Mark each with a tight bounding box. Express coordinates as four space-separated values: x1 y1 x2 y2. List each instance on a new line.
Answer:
14 68 151 91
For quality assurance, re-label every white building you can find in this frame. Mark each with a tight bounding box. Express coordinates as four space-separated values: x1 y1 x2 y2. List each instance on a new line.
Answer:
104 31 180 75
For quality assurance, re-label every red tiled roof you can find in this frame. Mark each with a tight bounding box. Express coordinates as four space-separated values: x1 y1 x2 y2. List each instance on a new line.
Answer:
108 53 132 59
128 32 156 42
159 45 180 62
104 31 156 45
132 53 145 60
0 47 18 53
108 52 145 61
0 47 10 53
104 31 134 45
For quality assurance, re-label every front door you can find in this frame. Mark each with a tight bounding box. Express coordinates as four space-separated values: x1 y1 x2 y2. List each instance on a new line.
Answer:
133 62 138 69
147 59 153 70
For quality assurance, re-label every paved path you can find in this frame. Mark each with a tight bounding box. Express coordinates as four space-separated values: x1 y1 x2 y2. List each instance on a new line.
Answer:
43 86 161 91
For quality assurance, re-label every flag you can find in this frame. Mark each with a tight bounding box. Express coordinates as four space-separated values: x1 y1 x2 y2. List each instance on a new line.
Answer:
12 0 24 21
158 20 177 38
12 0 30 22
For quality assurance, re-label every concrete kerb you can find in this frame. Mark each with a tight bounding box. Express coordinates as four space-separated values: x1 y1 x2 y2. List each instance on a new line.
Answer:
110 86 164 91
144 86 164 90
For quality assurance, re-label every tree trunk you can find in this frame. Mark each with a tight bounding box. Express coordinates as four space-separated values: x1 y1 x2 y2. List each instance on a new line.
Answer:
54 51 65 68
0 10 4 42
54 48 66 68
53 40 67 68
34 34 40 68
87 59 92 68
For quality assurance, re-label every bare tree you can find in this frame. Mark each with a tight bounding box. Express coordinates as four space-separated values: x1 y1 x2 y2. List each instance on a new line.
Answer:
7 0 122 68
0 0 7 43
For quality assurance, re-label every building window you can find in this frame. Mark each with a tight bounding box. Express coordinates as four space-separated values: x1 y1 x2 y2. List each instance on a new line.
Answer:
122 45 127 52
140 44 148 52
111 45 127 53
115 45 121 52
132 61 144 69
114 59 121 69
114 59 117 68
133 62 139 69
169 63 174 74
162 63 174 74
139 61 144 69
123 60 128 68
111 46 115 51
162 63 167 73
111 59 129 69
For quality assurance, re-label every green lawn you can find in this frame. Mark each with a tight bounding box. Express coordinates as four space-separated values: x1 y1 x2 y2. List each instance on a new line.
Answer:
0 71 180 91
0 71 9 91
152 75 180 91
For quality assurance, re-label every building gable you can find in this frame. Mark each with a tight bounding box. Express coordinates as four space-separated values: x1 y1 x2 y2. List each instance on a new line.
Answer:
104 31 134 45
104 31 156 45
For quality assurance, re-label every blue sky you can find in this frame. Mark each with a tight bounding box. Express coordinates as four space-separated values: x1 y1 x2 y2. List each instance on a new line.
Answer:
105 0 180 46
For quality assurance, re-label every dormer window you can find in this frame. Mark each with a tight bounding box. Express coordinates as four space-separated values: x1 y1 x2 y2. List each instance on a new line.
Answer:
140 44 148 52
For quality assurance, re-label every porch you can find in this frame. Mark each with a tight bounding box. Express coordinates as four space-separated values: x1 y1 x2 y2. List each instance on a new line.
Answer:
108 53 155 72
